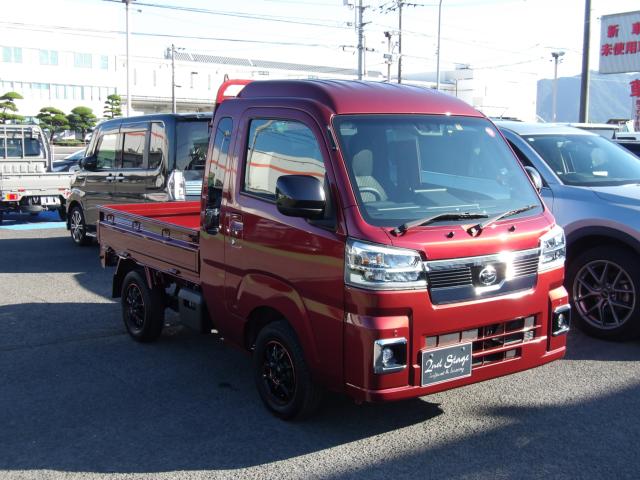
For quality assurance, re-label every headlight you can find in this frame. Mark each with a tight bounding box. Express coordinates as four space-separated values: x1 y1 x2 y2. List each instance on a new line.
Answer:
345 238 427 290
539 225 565 271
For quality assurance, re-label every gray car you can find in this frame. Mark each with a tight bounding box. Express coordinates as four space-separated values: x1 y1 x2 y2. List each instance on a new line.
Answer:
497 121 640 340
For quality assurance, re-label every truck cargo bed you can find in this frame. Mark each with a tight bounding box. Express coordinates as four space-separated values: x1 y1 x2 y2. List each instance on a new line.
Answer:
98 201 201 283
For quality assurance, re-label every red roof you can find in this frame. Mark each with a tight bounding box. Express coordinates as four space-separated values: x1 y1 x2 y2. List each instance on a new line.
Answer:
237 79 483 117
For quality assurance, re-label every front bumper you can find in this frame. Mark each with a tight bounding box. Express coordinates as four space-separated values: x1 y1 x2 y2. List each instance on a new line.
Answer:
343 267 568 403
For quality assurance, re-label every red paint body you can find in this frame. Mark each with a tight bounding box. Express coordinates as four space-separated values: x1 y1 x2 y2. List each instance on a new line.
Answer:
98 80 568 403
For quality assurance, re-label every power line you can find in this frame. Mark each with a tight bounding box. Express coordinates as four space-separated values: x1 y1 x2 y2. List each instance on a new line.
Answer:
101 0 352 30
0 21 342 49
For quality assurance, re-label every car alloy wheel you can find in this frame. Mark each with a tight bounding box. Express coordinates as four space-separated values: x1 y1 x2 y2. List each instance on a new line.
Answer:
70 210 84 243
573 259 636 330
261 340 296 406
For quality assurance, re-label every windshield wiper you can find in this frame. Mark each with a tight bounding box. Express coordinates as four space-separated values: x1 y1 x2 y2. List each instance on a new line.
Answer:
466 204 537 237
392 212 489 236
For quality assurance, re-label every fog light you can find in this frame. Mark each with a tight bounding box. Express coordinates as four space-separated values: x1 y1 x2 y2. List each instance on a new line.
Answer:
374 338 407 374
552 305 571 336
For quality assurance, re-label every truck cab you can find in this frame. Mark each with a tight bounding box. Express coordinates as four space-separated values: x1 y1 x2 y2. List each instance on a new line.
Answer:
99 80 570 419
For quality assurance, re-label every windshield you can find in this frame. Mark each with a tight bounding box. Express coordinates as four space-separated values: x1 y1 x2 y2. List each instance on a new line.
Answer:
333 115 542 227
524 134 640 186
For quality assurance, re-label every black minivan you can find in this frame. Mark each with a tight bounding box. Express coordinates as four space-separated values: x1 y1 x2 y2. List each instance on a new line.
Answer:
66 113 211 245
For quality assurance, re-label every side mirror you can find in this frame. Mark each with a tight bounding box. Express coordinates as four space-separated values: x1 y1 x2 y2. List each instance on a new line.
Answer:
524 166 543 192
276 175 325 219
81 155 97 171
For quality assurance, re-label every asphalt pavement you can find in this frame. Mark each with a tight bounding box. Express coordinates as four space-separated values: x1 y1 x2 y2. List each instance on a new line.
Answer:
1 219 639 479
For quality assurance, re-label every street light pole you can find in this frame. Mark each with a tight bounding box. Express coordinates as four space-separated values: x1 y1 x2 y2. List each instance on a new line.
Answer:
579 0 591 122
551 51 565 122
171 44 176 114
384 31 392 83
123 0 132 116
435 0 443 90
397 0 402 84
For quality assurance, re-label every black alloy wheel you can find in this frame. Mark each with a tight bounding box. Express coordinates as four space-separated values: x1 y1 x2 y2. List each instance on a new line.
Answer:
120 270 165 342
69 206 91 246
568 246 640 340
253 321 323 420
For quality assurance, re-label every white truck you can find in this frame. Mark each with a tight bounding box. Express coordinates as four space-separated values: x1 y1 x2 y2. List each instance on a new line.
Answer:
0 124 73 223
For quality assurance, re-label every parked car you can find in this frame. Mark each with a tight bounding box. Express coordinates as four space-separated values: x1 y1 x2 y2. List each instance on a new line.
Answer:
66 112 211 245
497 121 640 339
52 148 85 172
615 139 640 157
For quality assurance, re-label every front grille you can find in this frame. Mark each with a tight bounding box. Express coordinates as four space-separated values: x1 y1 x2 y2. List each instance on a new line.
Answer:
425 248 540 304
512 255 539 277
424 315 538 367
428 267 473 288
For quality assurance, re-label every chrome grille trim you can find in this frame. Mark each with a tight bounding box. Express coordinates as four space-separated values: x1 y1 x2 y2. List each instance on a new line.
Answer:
424 248 540 304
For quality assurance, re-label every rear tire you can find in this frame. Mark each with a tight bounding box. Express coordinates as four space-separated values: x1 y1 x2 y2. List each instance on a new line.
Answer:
567 246 640 340
121 270 165 342
69 206 91 246
253 320 323 420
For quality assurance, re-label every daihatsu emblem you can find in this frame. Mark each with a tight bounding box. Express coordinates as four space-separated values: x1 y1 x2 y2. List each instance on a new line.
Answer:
479 265 498 286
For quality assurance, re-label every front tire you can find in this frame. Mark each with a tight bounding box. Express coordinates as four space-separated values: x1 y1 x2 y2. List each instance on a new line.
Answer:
69 206 91 246
567 246 640 340
121 270 165 342
253 320 323 420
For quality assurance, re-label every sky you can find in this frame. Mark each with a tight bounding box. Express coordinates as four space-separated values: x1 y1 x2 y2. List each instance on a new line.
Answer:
1 0 638 81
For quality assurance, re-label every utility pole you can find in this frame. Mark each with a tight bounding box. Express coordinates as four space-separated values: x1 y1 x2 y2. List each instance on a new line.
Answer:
357 0 364 80
551 51 565 122
171 44 176 114
123 0 132 116
435 0 443 90
397 1 403 84
384 31 393 82
579 0 591 122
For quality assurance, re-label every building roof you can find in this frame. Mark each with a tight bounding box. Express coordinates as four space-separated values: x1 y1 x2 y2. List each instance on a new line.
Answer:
237 80 483 116
171 52 384 78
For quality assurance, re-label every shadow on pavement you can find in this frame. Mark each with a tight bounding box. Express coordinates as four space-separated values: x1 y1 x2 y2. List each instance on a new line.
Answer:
327 381 640 480
0 302 441 474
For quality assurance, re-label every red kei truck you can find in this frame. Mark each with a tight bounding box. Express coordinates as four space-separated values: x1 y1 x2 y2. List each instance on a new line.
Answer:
98 80 570 419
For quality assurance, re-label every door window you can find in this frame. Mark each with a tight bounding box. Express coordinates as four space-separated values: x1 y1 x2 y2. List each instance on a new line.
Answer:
122 130 147 169
95 132 120 170
243 119 325 199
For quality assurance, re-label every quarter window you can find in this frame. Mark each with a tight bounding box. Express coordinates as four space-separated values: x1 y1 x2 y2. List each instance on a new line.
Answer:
206 117 233 209
122 131 147 169
95 132 120 170
244 119 325 199
149 123 166 170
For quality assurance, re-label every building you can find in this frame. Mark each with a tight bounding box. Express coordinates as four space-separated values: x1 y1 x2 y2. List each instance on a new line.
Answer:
0 28 384 119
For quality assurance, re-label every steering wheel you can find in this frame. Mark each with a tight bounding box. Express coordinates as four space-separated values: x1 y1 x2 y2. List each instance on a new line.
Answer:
359 187 384 202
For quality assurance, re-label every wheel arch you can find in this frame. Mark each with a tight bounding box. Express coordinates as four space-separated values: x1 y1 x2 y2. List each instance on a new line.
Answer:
112 258 150 298
566 226 640 264
236 273 319 369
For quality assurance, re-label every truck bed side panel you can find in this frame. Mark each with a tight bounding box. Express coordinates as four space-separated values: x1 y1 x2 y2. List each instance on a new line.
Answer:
98 201 201 282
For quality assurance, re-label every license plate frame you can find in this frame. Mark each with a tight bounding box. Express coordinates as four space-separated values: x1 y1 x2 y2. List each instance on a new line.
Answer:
40 196 60 206
420 342 473 387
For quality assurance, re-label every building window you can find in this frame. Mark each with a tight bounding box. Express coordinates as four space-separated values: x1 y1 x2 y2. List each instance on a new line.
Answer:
2 46 22 63
74 52 92 68
101 55 108 70
39 50 58 66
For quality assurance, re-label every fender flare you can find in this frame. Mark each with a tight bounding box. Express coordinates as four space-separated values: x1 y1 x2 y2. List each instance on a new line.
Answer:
235 273 320 369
